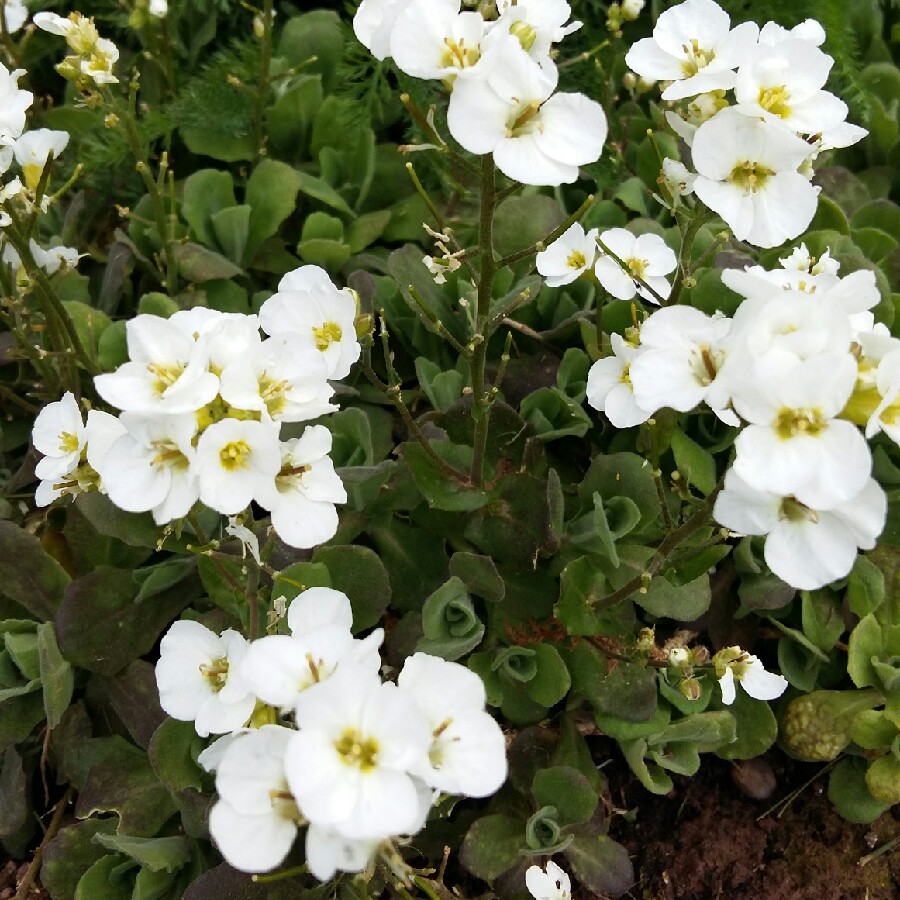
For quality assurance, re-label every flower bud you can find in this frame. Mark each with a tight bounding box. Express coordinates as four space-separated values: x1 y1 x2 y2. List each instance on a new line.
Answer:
622 0 646 21
623 72 637 91
864 754 900 806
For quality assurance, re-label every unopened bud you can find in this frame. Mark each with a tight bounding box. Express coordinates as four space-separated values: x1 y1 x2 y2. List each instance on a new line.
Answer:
104 113 119 128
621 0 646 21
678 677 702 702
623 72 637 91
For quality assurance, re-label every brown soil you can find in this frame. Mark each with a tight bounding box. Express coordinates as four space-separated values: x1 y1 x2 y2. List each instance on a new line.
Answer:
613 757 900 900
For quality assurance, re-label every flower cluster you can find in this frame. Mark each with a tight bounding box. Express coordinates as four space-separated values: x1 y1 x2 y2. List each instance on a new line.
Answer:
586 245 890 590
34 11 120 88
537 223 676 303
353 0 607 186
31 265 360 550
155 587 507 879
667 644 787 705
627 0 867 248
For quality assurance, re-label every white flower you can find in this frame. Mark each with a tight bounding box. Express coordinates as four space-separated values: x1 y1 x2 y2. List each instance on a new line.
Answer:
98 412 199 524
148 0 169 18
284 667 432 840
625 0 758 101
208 726 300 873
195 418 282 515
586 332 655 427
488 0 581 70
353 0 409 61
93 315 219 414
0 63 32 139
758 19 826 48
447 37 607 187
255 425 347 549
32 242 81 275
155 620 256 737
730 352 871 508
866 348 900 446
2 0 29 34
13 129 69 191
664 90 729 147
733 38 848 135
218 335 335 423
536 223 598 288
80 37 120 85
691 108 820 248
661 158 696 198
627 306 735 421
713 469 886 591
390 0 485 80
526 860 571 900
397 653 507 797
32 392 85 481
621 0 645 20
258 266 361 380
594 228 676 303
712 645 788 705
305 825 378 882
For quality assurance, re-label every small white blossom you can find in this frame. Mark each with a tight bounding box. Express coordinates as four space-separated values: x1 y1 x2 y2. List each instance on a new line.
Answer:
586 332 655 427
536 223 598 288
155 620 256 737
713 645 788 705
526 861 571 900
594 228 676 303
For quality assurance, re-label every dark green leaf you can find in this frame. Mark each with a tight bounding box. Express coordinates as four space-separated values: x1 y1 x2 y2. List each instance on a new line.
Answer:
312 544 392 632
92 834 191 873
532 766 597 826
148 718 205 794
564 833 634 898
670 428 716 496
417 577 484 661
173 243 243 282
460 814 522 881
636 573 711 621
0 521 70 620
828 757 889 824
43 819 120 900
401 441 491 512
448 552 504 603
182 170 237 247
37 623 73 729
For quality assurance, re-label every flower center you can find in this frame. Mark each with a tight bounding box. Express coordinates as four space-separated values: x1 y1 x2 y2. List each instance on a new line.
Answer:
258 371 290 417
219 439 252 471
312 321 342 352
566 249 587 270
58 430 80 454
758 84 791 118
508 100 543 137
196 396 258 431
728 161 776 192
199 656 229 692
680 39 715 76
267 788 301 821
334 728 379 772
146 361 185 396
690 344 723 387
440 36 480 70
23 163 44 192
779 495 818 525
774 407 826 439
626 257 648 279
150 440 189 469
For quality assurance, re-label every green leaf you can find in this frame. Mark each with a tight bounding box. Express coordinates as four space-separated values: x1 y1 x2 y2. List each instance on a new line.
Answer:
564 834 634 899
75 742 176 837
532 766 597 826
347 210 391 253
493 194 564 258
401 441 491 512
369 521 449 613
520 387 592 440
43 819 120 900
636 573 711 621
295 170 354 217
74 493 162 549
98 320 129 370
56 566 200 676
74 854 133 900
460 814 522 881
0 521 70 620
134 558 198 603
312 545 392 632
621 738 673 793
148 718 205 794
62 301 111 356
92 834 191 873
578 453 660 532
847 613 883 689
801 589 845 652
828 757 890 824
714 688 778 760
589 662 660 726
211 204 252 265
553 714 602 791
0 747 28 841
448 552 504 603
278 10 345 93
181 170 237 247
137 293 179 318
99 661 166 750
296 237 351 272
415 358 465 413
650 710 736 751
418 577 484 661
527 643 571 707
173 243 243 282
271 561 331 603
5 631 39 680
670 428 716 496
808 195 851 235
37 623 73 729
847 556 885 618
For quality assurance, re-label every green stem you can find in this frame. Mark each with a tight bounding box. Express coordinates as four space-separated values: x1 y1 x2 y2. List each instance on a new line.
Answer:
470 154 496 488
668 208 714 306
111 84 178 295
591 490 720 611
252 0 274 164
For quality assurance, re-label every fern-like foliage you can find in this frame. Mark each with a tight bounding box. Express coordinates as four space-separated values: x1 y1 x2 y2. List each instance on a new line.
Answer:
167 37 261 145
